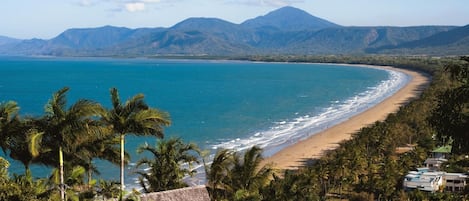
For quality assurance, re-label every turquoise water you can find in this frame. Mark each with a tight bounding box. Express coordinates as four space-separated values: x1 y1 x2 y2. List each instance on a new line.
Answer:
0 56 408 186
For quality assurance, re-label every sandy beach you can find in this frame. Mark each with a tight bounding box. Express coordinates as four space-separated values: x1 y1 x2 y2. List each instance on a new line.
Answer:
262 65 430 170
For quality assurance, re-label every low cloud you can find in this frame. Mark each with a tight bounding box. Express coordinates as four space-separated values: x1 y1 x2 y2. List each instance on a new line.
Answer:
225 0 304 7
78 0 95 7
125 2 146 12
75 0 181 13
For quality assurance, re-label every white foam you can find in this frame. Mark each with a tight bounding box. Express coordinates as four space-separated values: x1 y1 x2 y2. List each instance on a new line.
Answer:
128 67 411 190
210 69 410 156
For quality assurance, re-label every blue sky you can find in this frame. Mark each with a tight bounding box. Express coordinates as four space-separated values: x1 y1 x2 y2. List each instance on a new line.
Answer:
2 0 468 39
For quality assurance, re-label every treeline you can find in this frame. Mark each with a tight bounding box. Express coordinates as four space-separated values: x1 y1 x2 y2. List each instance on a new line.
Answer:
0 87 178 200
1 56 469 201
230 55 468 201
244 55 460 74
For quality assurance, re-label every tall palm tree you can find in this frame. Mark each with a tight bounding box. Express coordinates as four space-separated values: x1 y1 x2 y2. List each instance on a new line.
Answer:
101 88 170 197
34 87 104 201
135 137 200 193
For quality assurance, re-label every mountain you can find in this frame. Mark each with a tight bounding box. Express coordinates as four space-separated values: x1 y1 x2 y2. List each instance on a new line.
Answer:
282 26 455 54
241 6 340 31
49 26 133 49
0 6 467 56
0 36 21 46
368 25 469 55
115 29 254 56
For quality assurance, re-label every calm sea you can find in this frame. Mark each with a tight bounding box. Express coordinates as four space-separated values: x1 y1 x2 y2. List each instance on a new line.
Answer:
0 56 409 186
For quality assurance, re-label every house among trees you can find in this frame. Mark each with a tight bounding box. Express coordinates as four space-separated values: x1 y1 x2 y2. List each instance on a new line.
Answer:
424 145 451 171
403 168 444 192
403 145 468 193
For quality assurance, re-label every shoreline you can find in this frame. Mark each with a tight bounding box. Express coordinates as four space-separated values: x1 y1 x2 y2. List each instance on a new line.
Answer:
261 65 430 170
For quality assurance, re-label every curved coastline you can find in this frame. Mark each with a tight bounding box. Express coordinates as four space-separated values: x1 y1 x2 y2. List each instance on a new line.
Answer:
261 65 431 170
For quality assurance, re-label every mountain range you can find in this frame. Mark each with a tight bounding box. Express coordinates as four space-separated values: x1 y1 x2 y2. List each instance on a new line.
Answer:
0 6 468 56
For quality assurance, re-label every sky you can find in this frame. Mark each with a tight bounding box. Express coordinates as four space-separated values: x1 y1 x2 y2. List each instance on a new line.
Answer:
1 0 468 39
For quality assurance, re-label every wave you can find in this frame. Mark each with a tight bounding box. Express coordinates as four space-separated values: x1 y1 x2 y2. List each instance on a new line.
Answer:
129 68 410 189
210 69 410 156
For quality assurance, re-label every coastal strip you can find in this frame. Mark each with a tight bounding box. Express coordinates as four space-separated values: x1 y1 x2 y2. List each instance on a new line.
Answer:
262 65 430 170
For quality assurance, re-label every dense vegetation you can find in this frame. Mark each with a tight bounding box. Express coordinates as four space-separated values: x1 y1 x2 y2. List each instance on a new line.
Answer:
1 56 469 201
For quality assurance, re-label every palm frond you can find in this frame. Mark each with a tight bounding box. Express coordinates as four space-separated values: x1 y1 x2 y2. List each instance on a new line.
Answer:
124 93 147 112
110 88 121 111
45 87 69 117
27 129 44 158
0 101 20 122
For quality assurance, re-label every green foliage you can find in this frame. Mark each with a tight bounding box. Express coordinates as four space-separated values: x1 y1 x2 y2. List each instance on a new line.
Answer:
0 170 52 201
431 57 469 154
0 157 9 181
96 179 120 200
247 56 462 200
205 146 274 201
262 169 320 201
135 137 200 193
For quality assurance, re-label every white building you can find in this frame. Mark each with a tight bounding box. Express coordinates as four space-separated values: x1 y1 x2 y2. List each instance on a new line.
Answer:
424 157 448 171
403 144 468 193
444 173 468 192
403 168 444 192
403 168 468 193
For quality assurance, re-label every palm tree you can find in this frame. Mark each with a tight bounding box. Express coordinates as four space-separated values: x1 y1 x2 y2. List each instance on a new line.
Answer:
205 146 274 200
230 146 274 200
34 87 104 201
96 179 120 200
0 101 20 154
101 88 170 197
74 134 124 188
135 137 200 193
204 149 234 200
0 101 46 174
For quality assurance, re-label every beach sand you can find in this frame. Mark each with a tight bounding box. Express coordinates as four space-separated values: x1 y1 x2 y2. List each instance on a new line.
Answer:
262 66 430 170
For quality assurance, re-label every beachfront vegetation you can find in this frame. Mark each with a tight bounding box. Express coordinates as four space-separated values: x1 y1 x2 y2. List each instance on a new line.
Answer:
135 137 200 193
0 87 171 201
1 56 469 201
205 146 274 201
101 87 171 199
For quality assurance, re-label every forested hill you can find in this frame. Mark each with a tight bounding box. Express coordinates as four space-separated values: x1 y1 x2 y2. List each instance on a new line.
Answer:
0 6 467 56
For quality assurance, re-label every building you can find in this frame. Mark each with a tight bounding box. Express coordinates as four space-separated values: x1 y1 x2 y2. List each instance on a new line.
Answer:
403 168 444 192
444 173 468 192
424 157 448 171
403 145 468 193
424 145 452 171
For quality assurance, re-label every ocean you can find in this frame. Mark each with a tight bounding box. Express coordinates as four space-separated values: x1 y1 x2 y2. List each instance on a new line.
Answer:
0 56 409 187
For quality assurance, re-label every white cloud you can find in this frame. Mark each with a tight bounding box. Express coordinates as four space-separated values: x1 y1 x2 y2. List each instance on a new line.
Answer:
78 0 94 7
125 2 146 12
225 0 304 7
76 0 175 13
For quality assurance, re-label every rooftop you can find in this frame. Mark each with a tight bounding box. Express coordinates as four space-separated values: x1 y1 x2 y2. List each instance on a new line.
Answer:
432 145 452 153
